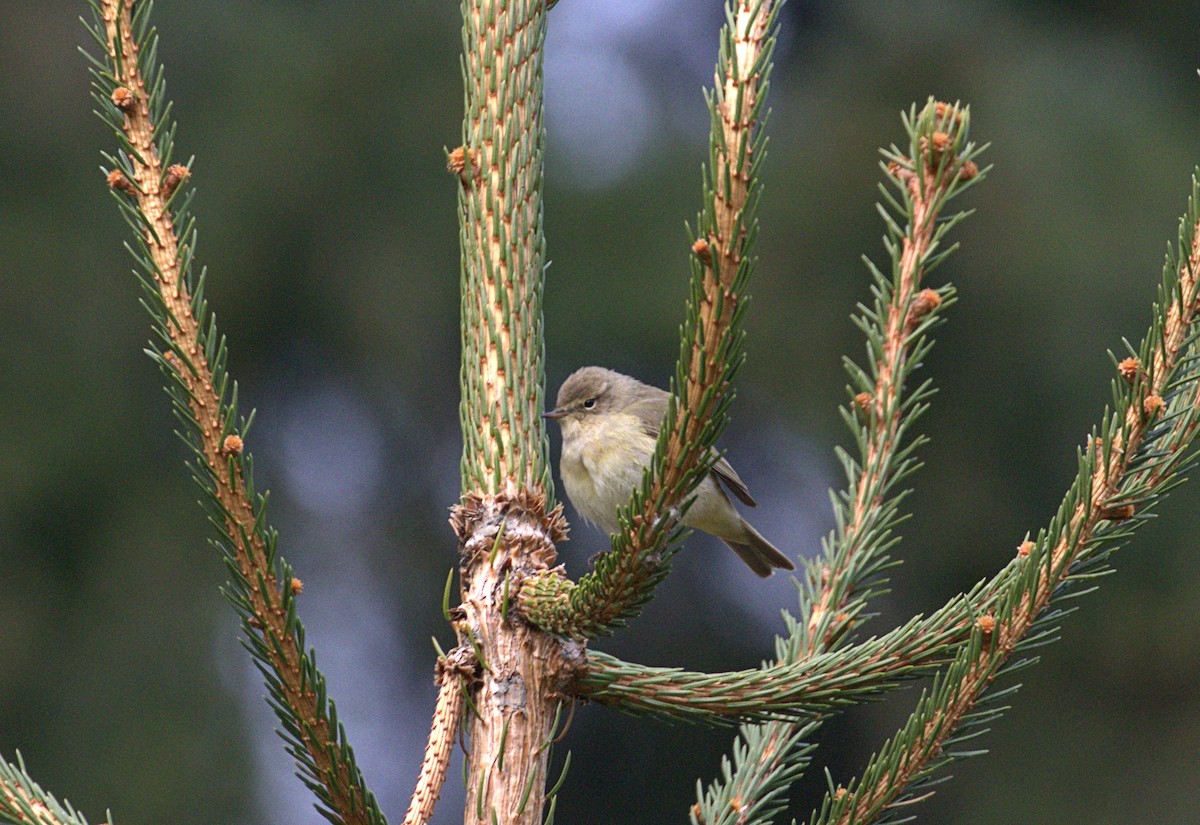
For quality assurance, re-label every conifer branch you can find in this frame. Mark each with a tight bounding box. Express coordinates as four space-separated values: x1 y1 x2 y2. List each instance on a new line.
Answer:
694 101 985 820
403 649 474 825
456 0 552 496
84 3 384 823
0 752 100 825
450 1 587 822
691 721 821 825
802 100 982 656
576 577 999 723
811 176 1200 825
517 0 780 639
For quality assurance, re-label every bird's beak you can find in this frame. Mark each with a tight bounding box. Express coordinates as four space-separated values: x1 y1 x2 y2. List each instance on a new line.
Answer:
542 407 568 421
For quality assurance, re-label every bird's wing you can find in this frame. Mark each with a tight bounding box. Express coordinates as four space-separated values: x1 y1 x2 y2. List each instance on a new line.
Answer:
710 455 757 508
628 385 757 508
628 384 672 439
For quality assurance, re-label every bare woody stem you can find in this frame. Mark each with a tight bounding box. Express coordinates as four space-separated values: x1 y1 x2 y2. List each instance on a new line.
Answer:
98 4 371 822
450 487 576 825
404 649 472 825
833 204 1200 825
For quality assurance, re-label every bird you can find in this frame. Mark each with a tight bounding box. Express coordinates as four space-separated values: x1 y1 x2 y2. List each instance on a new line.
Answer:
544 366 794 577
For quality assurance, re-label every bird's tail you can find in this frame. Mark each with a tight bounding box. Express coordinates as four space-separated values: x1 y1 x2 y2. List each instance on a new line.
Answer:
722 519 795 578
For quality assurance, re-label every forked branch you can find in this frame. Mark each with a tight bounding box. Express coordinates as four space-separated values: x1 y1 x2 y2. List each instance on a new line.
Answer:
816 179 1200 825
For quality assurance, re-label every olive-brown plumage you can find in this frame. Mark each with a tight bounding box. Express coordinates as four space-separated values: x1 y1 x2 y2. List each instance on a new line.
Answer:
545 366 794 577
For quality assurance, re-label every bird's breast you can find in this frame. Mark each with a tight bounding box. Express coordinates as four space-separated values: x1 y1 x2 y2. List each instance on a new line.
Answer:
560 414 656 532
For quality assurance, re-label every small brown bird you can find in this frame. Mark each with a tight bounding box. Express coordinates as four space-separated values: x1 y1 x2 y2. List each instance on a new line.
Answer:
545 366 794 577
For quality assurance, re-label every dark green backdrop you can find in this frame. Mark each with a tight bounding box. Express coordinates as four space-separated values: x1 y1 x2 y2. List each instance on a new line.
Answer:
2 1 1198 822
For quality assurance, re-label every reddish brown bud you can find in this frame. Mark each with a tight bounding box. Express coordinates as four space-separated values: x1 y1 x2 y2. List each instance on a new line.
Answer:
906 288 942 326
854 391 872 413
106 168 137 196
930 131 952 156
1118 357 1140 383
1017 540 1034 558
958 159 979 181
111 87 136 111
290 577 304 595
222 434 244 455
1099 503 1136 522
835 787 848 801
934 101 964 127
692 237 712 264
1143 394 1165 418
447 146 478 183
162 163 190 198
977 614 996 635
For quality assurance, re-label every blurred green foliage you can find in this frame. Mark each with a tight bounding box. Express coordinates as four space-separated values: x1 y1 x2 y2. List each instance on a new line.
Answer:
1 1 1198 822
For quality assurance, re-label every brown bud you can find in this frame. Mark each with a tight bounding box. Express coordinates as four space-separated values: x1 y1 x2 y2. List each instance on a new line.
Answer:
106 168 137 196
906 288 942 327
977 614 996 635
835 787 848 802
930 131 952 156
692 237 712 264
886 159 912 181
854 392 872 414
934 101 964 127
1118 357 1140 383
447 145 478 183
222 434 244 455
1017 540 1034 558
1099 503 1136 522
162 163 190 198
290 577 304 595
111 87 136 111
958 159 979 181
1143 394 1165 418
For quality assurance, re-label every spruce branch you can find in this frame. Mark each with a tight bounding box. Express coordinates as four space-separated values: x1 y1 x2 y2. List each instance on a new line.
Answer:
450 1 587 822
811 175 1200 825
0 752 103 825
576 571 1005 724
517 0 781 639
690 721 821 825
695 100 985 820
802 100 984 657
456 0 552 496
84 3 383 823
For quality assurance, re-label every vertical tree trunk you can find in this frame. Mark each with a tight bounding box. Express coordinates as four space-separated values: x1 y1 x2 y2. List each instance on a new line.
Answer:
453 1 575 822
452 489 574 825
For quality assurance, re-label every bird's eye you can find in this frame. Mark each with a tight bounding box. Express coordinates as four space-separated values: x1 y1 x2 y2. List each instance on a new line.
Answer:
583 398 597 410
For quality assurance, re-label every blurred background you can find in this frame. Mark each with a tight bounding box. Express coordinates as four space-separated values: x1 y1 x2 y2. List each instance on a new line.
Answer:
2 1 1199 822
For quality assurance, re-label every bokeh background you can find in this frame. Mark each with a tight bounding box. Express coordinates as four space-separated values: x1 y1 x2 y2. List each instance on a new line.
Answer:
2 1 1199 822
